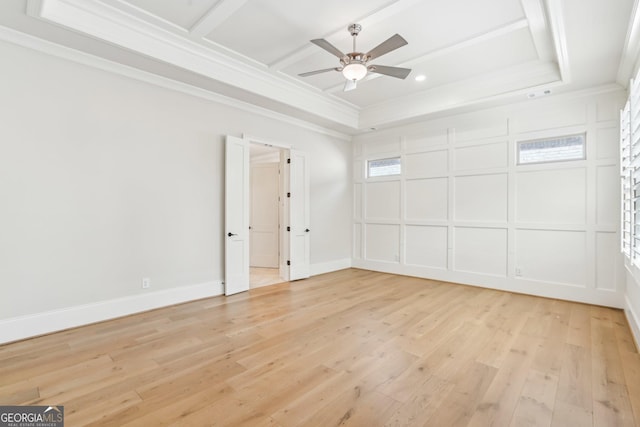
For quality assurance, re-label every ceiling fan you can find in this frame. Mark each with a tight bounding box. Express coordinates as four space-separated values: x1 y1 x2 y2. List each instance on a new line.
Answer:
299 23 411 92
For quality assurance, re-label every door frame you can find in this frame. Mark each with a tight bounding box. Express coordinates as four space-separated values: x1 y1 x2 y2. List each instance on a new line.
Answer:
243 134 292 283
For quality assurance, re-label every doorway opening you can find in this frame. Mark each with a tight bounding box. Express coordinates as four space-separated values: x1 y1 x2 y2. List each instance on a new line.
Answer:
249 143 286 288
225 134 309 296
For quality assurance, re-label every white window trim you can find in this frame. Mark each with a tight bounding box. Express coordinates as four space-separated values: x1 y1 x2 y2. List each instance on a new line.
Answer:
621 74 640 266
516 133 586 166
366 156 402 179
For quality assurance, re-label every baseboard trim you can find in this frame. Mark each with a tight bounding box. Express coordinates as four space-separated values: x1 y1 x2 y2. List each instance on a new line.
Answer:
625 295 640 352
310 258 352 276
352 259 625 308
0 281 223 345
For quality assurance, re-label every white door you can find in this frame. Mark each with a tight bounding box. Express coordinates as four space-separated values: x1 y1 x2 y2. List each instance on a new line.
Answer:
250 162 279 268
288 149 310 280
225 135 250 295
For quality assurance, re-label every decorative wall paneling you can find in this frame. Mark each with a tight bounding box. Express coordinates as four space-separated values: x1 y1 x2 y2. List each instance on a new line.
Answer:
353 90 625 307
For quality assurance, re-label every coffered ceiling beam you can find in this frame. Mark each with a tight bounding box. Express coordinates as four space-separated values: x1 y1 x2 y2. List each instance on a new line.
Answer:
544 0 571 83
520 0 555 61
190 0 249 37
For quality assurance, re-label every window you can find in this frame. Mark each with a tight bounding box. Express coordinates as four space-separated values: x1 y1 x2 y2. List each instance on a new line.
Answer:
517 134 586 165
621 100 632 259
367 157 401 178
621 75 640 264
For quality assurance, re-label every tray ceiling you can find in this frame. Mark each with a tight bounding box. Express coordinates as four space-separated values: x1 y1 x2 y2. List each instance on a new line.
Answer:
0 0 637 133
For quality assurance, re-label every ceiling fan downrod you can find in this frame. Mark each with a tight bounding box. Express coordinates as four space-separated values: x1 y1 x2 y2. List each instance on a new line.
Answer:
348 23 362 53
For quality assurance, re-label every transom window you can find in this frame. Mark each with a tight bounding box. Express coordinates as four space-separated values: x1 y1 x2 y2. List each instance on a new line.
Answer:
517 134 586 165
367 157 401 178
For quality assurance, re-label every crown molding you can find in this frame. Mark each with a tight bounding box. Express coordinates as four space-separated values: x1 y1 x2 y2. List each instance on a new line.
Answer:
359 61 562 129
0 24 351 141
617 0 640 87
32 0 359 129
353 82 624 138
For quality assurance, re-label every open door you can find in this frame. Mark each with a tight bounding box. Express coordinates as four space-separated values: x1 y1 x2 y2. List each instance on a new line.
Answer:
225 135 250 295
288 149 310 280
249 162 280 268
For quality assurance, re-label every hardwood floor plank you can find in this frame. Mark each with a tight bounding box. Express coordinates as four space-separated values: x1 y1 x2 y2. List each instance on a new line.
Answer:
555 343 592 412
301 389 399 427
422 361 497 427
509 369 558 427
531 309 570 377
269 356 379 425
619 350 640 426
591 313 636 426
613 309 639 354
1 269 639 426
467 334 543 427
382 375 454 427
550 400 593 427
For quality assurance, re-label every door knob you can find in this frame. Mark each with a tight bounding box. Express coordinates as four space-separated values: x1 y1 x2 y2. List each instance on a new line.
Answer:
227 232 237 237
305 228 310 232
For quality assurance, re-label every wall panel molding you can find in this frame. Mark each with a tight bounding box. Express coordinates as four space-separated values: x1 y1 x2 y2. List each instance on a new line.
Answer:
353 89 626 308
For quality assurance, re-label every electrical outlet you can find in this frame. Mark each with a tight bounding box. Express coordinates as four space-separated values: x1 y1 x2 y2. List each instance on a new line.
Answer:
515 267 522 277
142 277 150 289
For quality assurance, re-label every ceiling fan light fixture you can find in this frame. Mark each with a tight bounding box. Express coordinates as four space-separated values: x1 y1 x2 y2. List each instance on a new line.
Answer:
342 62 367 81
300 24 411 91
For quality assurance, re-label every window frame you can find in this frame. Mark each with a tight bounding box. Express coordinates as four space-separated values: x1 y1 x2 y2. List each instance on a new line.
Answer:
516 133 586 166
366 156 402 179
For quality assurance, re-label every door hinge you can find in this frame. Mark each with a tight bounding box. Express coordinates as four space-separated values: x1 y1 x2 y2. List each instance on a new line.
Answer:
287 260 291 266
287 192 291 198
287 226 290 231
287 158 291 164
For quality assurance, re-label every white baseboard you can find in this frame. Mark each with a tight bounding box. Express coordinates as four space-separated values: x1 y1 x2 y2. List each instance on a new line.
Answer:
310 258 352 276
352 259 625 308
0 258 350 345
625 295 640 352
0 281 223 345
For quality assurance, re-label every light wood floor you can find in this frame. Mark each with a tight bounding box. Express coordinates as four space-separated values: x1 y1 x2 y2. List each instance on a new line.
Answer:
1 269 639 426
250 267 283 289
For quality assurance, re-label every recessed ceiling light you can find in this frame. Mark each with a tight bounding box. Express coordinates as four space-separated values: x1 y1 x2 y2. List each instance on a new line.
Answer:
415 74 427 82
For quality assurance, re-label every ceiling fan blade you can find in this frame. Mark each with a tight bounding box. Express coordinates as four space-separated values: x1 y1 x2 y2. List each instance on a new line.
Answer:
366 34 408 60
298 67 339 77
344 79 357 92
310 39 345 58
369 65 411 79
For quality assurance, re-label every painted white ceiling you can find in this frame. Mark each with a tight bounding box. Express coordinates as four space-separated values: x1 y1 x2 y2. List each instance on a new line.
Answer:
0 0 638 134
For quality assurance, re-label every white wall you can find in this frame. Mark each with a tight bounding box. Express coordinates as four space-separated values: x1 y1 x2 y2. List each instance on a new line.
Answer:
353 89 626 308
0 38 351 343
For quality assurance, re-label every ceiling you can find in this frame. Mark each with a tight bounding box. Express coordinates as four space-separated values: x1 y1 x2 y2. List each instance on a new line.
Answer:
0 0 638 134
